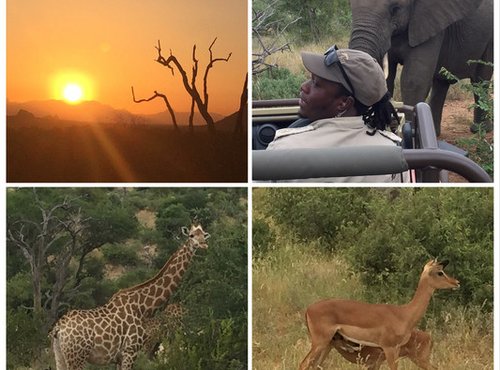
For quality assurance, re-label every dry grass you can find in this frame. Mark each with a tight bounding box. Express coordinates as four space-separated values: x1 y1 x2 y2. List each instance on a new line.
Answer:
252 234 493 370
253 37 350 75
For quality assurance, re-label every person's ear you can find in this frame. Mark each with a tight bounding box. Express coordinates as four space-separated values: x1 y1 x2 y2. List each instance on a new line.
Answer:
338 95 354 112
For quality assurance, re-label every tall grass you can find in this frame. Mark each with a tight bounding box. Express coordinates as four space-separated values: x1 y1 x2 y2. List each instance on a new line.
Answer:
252 233 493 370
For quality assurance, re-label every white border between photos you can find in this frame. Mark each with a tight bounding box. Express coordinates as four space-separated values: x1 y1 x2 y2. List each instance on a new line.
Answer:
1 0 499 369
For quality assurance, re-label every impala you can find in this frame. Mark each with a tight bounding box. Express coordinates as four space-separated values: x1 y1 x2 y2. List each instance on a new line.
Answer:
332 329 435 369
299 259 459 370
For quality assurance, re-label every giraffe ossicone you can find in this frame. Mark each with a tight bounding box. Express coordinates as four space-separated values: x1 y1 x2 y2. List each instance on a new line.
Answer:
50 224 209 370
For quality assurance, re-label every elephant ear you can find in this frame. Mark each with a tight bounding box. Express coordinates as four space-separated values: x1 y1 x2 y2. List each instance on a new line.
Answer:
409 0 483 47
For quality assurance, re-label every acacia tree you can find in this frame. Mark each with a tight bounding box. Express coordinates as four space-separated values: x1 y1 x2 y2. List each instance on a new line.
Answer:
133 38 232 129
7 188 137 329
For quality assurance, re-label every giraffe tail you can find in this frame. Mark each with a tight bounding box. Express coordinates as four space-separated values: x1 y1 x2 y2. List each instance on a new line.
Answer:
50 324 68 370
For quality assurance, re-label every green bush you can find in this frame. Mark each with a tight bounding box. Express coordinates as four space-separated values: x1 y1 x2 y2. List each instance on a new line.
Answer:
7 310 47 369
101 242 140 267
253 67 305 100
457 129 493 177
252 217 275 257
258 188 493 312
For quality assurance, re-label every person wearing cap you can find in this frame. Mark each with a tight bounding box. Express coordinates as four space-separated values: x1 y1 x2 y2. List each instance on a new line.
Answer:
266 46 408 183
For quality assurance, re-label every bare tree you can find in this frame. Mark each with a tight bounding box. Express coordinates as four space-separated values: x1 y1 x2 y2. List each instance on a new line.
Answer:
252 0 299 75
135 38 232 129
237 73 248 133
131 87 178 129
7 191 88 327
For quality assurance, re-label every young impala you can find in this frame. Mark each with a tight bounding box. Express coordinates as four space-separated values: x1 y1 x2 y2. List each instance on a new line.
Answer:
331 329 435 369
299 259 459 370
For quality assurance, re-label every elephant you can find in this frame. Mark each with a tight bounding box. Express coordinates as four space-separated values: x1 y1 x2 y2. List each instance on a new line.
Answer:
348 0 493 136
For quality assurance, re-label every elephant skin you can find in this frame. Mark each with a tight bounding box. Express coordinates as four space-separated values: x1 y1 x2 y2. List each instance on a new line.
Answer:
349 0 493 136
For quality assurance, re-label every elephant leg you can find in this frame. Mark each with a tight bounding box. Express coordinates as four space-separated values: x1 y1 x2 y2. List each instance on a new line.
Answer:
386 56 398 98
470 40 493 133
428 78 450 136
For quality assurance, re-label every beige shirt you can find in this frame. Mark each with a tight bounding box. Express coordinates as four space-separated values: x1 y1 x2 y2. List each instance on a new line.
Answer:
266 116 409 183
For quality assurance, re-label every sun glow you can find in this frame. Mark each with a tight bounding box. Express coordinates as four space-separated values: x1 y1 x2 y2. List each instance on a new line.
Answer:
52 71 95 103
63 83 83 103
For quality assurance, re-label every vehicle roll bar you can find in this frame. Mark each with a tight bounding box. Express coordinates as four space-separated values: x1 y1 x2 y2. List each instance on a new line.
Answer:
253 146 492 182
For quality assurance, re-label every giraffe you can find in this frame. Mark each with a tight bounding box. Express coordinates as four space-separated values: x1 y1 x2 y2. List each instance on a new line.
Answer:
142 303 188 358
50 224 209 370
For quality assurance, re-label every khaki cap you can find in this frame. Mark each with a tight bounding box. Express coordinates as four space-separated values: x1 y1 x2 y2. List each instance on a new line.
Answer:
301 48 387 107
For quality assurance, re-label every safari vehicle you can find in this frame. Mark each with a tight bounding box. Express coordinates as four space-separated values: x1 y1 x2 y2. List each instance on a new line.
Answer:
252 99 492 183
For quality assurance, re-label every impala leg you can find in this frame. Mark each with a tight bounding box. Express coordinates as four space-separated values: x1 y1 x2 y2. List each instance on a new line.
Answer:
316 343 333 367
299 343 329 370
408 333 435 370
382 347 399 370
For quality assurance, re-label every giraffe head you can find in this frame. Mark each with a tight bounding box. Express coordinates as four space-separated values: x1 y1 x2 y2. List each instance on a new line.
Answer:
182 224 210 250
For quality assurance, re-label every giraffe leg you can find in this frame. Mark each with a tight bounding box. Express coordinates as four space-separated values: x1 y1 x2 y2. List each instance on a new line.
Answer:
52 333 68 370
117 351 138 370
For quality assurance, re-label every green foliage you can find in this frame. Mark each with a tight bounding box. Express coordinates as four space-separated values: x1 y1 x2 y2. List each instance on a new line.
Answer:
101 242 140 267
7 309 47 369
457 129 494 177
252 216 276 257
150 314 246 370
258 188 372 247
253 67 305 100
279 0 351 43
440 62 494 176
257 188 493 312
7 272 32 308
440 61 493 123
253 0 351 43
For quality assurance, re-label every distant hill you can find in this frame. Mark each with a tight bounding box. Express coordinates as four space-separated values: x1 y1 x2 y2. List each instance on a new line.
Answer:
141 110 224 126
7 99 224 126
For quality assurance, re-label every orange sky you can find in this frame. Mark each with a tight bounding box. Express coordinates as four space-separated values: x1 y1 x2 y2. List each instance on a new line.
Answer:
7 0 247 116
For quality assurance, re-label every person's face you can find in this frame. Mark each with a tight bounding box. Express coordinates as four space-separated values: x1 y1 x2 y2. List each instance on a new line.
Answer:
298 74 347 121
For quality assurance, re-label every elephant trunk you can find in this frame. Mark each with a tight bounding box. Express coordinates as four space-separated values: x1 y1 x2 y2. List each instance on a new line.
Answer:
349 11 392 63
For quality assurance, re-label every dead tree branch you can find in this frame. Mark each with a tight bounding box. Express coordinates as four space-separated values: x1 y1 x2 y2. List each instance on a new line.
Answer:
252 0 299 75
131 86 178 129
153 39 232 128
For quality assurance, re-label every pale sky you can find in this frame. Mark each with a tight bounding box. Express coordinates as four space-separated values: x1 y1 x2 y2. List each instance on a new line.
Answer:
7 0 247 115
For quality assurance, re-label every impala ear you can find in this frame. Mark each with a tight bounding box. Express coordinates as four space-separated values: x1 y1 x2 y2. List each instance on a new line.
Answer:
408 0 483 47
439 260 449 268
181 226 189 236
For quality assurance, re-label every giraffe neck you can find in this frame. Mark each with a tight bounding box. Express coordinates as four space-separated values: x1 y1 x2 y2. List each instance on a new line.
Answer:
106 242 196 317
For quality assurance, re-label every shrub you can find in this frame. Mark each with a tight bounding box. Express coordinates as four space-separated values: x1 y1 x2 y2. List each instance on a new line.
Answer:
101 242 140 267
252 217 275 257
253 67 305 100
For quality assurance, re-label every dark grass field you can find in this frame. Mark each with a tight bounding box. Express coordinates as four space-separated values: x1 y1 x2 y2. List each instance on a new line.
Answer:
7 114 247 182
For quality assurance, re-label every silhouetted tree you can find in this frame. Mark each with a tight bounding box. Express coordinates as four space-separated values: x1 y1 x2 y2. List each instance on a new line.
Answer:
134 38 232 129
131 87 178 129
237 73 248 133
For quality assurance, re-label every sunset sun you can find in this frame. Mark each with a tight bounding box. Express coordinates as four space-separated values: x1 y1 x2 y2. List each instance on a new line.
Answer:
52 71 94 104
63 83 83 103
